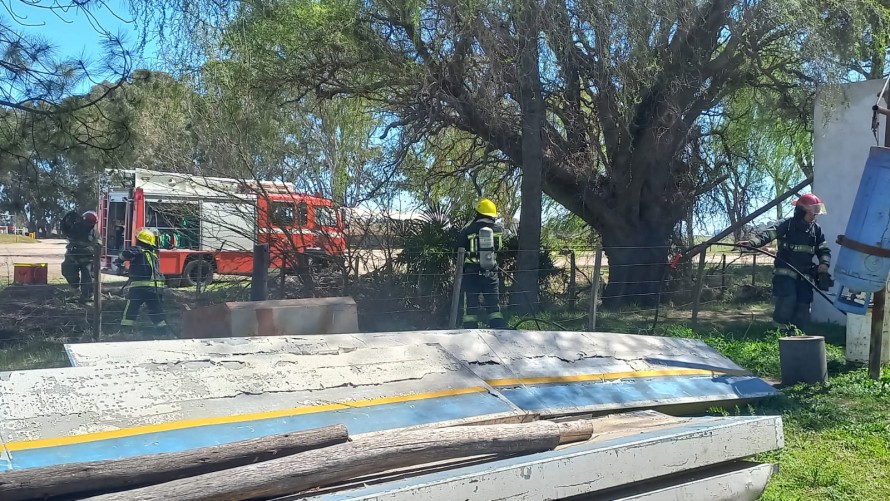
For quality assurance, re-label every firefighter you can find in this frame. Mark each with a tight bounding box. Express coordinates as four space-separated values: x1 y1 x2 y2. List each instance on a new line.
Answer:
61 210 100 303
739 193 831 333
456 199 507 329
117 228 169 339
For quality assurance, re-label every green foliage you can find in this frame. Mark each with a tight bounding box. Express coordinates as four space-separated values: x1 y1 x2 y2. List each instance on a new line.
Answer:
393 207 460 317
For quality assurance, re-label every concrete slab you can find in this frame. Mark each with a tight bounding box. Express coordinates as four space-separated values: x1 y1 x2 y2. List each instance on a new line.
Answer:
180 297 359 338
65 330 779 416
297 414 783 501
0 344 522 471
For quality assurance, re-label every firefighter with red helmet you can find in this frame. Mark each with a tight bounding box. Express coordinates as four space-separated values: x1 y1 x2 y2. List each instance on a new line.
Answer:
740 193 831 332
60 210 100 303
117 228 169 339
456 199 507 329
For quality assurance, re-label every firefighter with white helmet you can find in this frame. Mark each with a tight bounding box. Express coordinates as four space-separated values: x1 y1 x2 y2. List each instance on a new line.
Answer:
116 227 169 338
456 199 507 329
739 193 831 333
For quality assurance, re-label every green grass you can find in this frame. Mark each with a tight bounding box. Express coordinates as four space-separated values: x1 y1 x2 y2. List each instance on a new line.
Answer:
0 340 69 370
0 233 39 244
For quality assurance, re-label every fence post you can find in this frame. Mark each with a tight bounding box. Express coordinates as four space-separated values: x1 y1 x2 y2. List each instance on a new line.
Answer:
279 254 288 300
691 250 707 323
870 288 885 380
721 254 727 292
91 251 102 341
449 248 466 329
751 254 757 286
568 250 577 312
588 245 603 332
251 243 270 302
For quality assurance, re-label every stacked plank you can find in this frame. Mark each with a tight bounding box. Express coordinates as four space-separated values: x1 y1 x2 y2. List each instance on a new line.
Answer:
0 420 593 501
0 330 785 500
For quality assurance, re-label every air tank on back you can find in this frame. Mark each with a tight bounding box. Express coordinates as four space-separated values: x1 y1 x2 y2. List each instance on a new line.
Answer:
834 146 890 314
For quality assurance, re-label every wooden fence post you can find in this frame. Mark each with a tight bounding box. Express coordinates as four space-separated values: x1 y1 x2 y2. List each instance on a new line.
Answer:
568 250 577 312
449 248 466 329
751 254 757 286
92 251 102 341
588 246 603 332
251 243 270 302
691 250 707 323
280 254 288 300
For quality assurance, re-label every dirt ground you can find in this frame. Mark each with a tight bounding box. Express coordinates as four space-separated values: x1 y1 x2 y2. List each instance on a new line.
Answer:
0 239 128 285
0 238 761 285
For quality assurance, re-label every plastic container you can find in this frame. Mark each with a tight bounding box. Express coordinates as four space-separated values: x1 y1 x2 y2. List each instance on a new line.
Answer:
13 263 48 285
834 146 890 313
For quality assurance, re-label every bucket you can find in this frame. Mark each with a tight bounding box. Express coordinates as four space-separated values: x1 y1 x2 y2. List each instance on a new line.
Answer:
13 263 48 285
779 336 828 385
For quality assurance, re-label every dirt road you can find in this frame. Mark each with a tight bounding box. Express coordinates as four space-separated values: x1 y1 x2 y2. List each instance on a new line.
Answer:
0 239 69 283
0 239 765 285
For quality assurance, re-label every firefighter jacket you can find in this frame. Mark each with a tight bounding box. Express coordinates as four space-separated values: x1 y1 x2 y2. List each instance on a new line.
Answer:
66 223 100 260
118 246 164 288
456 216 504 273
748 216 831 278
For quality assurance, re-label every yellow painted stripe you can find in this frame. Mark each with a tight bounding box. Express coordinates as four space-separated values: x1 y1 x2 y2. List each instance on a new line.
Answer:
485 368 751 388
5 386 487 452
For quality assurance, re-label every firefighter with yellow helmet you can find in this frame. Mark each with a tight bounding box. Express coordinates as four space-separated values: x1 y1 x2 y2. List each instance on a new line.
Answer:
455 199 507 329
116 228 169 338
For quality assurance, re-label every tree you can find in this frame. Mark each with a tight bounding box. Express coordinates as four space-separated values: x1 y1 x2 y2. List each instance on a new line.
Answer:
131 0 886 305
0 1 141 227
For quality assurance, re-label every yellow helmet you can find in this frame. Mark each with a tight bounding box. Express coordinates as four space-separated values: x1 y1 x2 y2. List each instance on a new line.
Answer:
476 198 497 217
135 227 158 247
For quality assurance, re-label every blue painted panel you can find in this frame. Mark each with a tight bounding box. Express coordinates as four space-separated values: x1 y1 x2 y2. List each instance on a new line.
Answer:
499 376 777 412
3 391 512 471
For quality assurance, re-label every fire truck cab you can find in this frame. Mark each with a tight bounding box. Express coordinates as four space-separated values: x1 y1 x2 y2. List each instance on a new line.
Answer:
98 169 346 287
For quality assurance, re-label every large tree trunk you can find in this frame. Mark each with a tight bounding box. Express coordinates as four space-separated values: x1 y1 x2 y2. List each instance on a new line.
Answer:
599 219 675 308
512 0 545 314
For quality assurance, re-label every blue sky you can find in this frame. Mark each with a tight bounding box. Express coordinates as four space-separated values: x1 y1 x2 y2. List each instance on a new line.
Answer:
13 1 160 85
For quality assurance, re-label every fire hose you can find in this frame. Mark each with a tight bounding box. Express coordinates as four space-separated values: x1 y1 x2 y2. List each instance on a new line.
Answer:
652 242 847 331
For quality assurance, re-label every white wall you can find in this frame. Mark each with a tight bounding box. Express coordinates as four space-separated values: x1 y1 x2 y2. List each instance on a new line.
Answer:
812 78 886 324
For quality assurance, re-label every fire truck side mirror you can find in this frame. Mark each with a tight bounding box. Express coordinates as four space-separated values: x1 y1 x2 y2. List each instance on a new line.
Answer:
339 208 349 229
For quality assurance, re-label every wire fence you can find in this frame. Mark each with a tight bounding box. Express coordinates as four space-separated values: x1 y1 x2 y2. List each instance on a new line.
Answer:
0 242 779 345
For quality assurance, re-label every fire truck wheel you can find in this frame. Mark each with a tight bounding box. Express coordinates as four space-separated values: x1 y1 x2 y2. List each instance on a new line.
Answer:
182 259 214 287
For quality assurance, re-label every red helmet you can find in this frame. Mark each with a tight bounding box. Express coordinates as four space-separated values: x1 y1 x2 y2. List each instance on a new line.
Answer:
82 211 98 224
793 194 826 215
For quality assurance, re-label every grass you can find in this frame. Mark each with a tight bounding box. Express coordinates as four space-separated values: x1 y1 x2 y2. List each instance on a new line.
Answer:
0 233 39 244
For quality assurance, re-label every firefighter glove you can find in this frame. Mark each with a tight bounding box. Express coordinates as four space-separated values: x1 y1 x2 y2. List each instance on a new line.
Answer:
817 271 834 291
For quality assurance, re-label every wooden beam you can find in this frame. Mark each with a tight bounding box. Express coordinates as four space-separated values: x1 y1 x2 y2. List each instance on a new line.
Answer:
0 425 348 501
85 421 578 501
683 175 814 261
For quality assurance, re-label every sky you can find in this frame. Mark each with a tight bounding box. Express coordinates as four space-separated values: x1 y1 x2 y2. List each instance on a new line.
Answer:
12 1 161 88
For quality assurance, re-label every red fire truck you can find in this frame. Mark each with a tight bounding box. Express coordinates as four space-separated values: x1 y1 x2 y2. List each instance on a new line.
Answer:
98 169 346 287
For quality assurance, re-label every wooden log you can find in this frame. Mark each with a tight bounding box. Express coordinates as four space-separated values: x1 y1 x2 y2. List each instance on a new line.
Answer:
556 420 595 445
0 425 348 501
86 421 567 501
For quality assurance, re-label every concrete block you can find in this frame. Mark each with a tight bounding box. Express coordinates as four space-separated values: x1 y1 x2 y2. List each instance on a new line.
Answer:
181 297 358 338
846 301 890 363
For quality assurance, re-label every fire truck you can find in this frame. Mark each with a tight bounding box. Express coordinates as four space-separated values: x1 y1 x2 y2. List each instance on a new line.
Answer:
98 169 346 287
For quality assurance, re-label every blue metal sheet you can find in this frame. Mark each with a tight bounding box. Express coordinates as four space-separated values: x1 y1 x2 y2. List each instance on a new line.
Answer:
1 390 512 471
497 375 777 413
